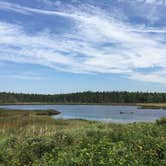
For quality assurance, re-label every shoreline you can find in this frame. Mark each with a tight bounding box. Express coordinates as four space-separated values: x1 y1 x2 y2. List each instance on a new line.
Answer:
0 102 138 106
0 108 60 116
1 103 166 109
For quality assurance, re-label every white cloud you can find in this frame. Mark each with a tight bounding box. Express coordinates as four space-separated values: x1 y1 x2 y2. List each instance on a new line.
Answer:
121 0 166 5
143 0 166 5
0 1 30 14
0 2 166 83
0 72 43 80
37 0 62 6
129 72 166 84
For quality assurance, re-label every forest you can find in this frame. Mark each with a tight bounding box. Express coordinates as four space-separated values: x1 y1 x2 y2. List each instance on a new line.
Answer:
1 91 166 104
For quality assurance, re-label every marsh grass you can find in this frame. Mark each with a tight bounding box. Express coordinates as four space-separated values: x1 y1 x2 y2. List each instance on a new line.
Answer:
0 109 165 165
137 103 166 109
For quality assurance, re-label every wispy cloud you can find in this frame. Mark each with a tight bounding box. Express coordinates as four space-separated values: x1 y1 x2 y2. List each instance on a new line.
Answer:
37 0 62 6
0 72 43 80
120 0 166 5
0 1 166 83
0 1 30 15
139 0 166 5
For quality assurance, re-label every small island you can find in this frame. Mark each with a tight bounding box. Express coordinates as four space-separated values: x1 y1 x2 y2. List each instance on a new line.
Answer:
0 108 60 117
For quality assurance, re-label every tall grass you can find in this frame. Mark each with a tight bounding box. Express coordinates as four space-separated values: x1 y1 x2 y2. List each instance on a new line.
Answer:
0 109 165 165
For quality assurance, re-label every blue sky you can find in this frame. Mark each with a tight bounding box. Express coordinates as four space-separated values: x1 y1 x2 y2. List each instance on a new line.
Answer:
0 0 166 93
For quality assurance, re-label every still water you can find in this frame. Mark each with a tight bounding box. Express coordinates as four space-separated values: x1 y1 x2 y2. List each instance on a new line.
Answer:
0 105 166 123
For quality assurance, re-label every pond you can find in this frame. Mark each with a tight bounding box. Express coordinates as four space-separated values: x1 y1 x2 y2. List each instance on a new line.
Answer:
0 105 166 123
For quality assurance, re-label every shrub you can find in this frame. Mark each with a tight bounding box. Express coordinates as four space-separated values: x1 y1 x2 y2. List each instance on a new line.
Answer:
156 117 166 125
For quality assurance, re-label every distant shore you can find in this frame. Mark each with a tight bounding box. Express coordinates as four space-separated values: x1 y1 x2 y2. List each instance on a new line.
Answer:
1 102 166 109
0 102 137 105
137 103 166 109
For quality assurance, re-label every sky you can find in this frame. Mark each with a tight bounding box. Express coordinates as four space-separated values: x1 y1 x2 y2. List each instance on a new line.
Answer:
0 0 166 94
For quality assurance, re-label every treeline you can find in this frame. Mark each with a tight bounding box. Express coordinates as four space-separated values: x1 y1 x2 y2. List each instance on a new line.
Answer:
1 91 166 104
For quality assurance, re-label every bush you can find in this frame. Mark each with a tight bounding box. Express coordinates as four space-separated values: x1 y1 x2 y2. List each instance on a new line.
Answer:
156 117 166 125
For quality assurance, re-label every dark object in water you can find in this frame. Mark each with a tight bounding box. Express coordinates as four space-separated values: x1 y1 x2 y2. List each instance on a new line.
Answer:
120 111 134 114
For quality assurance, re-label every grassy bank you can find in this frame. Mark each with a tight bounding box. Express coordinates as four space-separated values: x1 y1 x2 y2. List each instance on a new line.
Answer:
0 109 165 165
137 103 166 109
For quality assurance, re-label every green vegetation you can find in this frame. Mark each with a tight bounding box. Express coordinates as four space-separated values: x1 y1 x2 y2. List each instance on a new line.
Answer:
1 91 166 104
156 117 166 125
0 109 60 117
0 109 165 165
138 103 166 109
